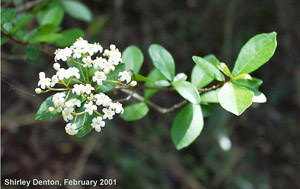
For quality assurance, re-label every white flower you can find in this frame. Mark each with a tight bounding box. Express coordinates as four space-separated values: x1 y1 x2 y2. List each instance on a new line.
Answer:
55 47 72 62
84 84 95 94
93 57 106 69
62 107 74 122
65 98 81 108
94 93 112 106
91 116 105 132
38 72 51 89
102 61 115 74
72 84 84 95
53 63 60 71
68 67 80 79
50 75 59 87
118 71 131 83
72 48 83 59
103 45 122 65
65 123 78 135
56 68 71 80
82 56 93 68
103 108 115 120
129 81 137 87
84 101 97 115
35 88 42 94
109 102 124 114
52 92 65 107
92 71 107 85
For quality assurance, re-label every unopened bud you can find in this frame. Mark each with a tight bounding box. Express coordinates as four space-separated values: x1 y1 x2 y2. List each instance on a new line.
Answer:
53 63 60 71
35 88 42 94
48 107 54 112
129 81 137 87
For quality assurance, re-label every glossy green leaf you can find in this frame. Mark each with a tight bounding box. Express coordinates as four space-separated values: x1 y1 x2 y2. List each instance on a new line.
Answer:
148 44 175 81
40 6 64 27
171 103 204 150
144 69 166 100
25 45 40 61
232 73 252 81
54 28 84 47
173 80 200 104
201 104 214 117
96 63 126 93
232 32 277 76
154 80 170 87
173 73 187 82
192 56 225 81
218 82 254 116
122 45 144 74
35 93 63 120
32 33 63 42
233 77 263 90
133 73 151 82
252 89 267 103
200 89 220 103
1 8 16 24
61 0 93 22
120 102 149 121
217 63 232 78
191 54 219 89
75 105 96 138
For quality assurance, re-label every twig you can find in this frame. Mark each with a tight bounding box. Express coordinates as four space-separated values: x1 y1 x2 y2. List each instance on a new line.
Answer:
1 30 28 45
120 88 188 114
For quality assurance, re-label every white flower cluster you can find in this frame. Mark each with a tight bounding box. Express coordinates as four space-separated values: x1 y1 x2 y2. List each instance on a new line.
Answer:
35 38 137 136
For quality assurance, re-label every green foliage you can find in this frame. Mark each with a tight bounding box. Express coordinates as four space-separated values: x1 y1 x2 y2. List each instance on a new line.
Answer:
173 73 187 82
122 46 144 74
54 28 84 47
200 89 220 103
232 32 277 76
25 45 40 61
120 102 149 121
172 81 200 104
40 6 64 27
61 0 93 22
171 103 204 150
35 94 62 121
218 83 254 116
148 44 175 81
217 63 232 78
192 56 225 81
1 8 16 24
144 69 166 100
75 105 96 138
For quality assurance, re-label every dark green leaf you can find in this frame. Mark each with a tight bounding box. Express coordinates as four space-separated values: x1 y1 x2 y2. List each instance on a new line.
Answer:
148 44 175 81
12 13 34 33
54 28 84 47
75 105 96 138
25 45 40 61
40 6 64 27
122 45 144 74
120 102 149 121
172 80 200 104
218 82 254 116
35 93 62 120
232 32 277 76
192 56 225 81
1 8 16 24
96 63 126 93
61 0 93 22
38 24 56 35
144 69 166 100
1 37 9 46
171 103 204 150
233 77 263 90
24 28 39 42
201 104 214 117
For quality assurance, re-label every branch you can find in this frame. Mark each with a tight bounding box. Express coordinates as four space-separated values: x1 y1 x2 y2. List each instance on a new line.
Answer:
120 88 188 114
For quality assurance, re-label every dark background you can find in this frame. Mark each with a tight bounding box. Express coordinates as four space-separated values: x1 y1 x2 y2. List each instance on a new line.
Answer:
2 0 300 188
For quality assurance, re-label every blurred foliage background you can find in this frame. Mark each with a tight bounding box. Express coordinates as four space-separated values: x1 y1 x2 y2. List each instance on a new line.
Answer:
1 0 300 188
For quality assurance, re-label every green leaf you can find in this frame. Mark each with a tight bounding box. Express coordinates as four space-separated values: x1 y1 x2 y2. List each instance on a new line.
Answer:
96 63 126 93
2 22 13 33
172 80 200 104
1 8 16 24
200 89 220 103
24 28 39 42
32 33 63 42
122 45 144 74
218 82 254 116
232 32 277 76
35 93 62 120
38 24 56 35
233 77 263 90
12 13 34 33
217 63 232 78
1 37 9 46
133 73 151 82
144 69 166 100
120 102 149 121
252 89 267 103
232 73 252 81
75 105 96 138
191 54 219 89
148 44 175 81
25 45 40 61
61 0 93 22
173 73 187 82
192 56 225 81
67 58 87 82
40 6 64 27
54 28 84 47
154 80 170 87
171 103 204 150
201 104 214 117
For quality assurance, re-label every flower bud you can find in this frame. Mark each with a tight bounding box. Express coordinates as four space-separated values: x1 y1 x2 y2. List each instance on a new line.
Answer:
48 107 54 112
35 88 42 94
129 81 137 87
53 63 60 71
